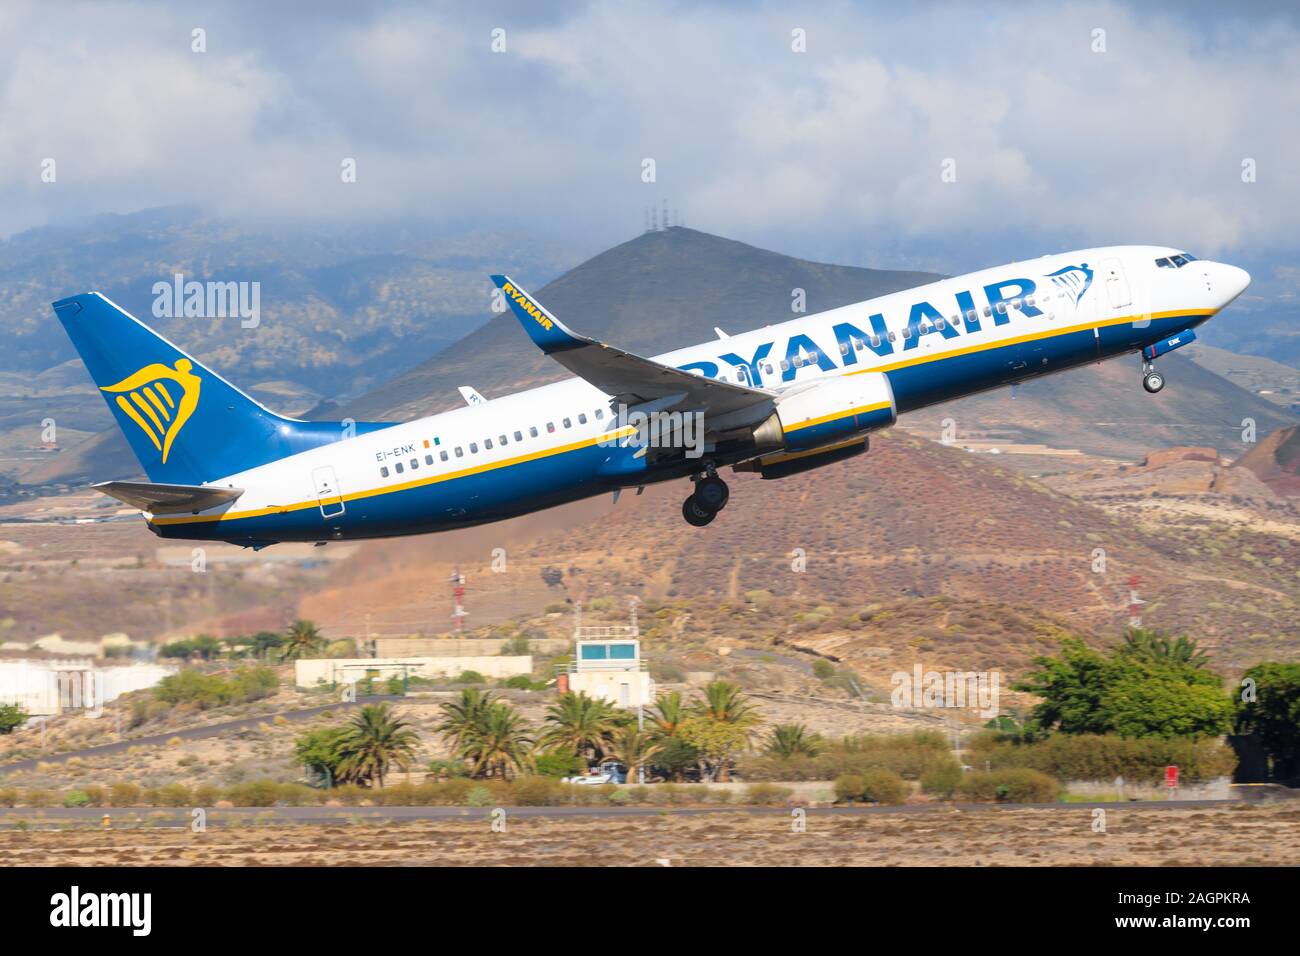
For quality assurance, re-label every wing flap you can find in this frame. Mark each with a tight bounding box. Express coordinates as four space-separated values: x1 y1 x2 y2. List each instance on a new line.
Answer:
92 480 244 515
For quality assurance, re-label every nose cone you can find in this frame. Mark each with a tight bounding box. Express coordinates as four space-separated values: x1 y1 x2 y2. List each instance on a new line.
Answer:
1216 263 1251 304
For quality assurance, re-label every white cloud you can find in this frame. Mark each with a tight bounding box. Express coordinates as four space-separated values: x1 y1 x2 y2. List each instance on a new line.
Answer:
0 0 1297 266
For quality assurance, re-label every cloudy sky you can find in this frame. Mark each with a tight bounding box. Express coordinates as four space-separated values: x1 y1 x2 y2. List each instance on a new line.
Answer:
2 0 1297 276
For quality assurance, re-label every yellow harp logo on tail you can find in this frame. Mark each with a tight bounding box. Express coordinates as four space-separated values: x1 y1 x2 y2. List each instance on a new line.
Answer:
100 359 201 463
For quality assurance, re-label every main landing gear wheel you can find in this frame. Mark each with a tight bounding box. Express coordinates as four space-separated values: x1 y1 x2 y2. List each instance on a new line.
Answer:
693 475 730 512
1143 369 1165 393
682 495 716 527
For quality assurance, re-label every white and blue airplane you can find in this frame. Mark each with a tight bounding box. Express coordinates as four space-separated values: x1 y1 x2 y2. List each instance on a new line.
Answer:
53 245 1248 544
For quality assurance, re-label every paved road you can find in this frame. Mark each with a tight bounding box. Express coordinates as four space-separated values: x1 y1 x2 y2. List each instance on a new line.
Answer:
0 696 412 776
0 799 1241 829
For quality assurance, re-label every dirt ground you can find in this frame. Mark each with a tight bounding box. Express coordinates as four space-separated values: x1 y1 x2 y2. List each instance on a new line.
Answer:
2 802 1297 866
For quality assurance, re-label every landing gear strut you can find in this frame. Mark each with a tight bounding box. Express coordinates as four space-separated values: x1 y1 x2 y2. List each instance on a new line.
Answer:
681 471 729 526
1142 360 1165 394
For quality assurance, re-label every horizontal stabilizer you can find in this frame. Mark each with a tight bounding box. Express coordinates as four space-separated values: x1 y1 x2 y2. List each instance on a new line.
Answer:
92 480 244 515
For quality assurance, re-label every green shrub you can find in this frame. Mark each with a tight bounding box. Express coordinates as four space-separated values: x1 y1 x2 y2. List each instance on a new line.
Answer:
157 783 192 807
534 751 584 778
24 789 55 807
959 768 1059 803
743 783 794 806
62 789 90 808
83 785 106 807
0 787 17 807
834 774 865 802
510 776 566 806
920 760 963 799
465 786 493 807
966 733 1235 784
834 770 907 804
455 670 486 684
109 781 141 807
193 784 221 806
223 779 283 807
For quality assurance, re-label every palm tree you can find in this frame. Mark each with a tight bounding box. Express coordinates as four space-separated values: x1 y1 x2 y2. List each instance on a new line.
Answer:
280 619 325 660
764 723 823 758
436 688 497 752
540 691 623 764
650 690 686 739
1121 628 1209 668
457 701 534 779
606 725 663 784
335 703 420 788
692 681 759 729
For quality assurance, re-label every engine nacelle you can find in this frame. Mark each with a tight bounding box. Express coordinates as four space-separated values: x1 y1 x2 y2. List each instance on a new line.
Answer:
750 371 896 454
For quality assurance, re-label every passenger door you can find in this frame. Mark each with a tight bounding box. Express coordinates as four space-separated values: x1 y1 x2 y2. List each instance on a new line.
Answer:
312 465 345 519
1099 258 1132 310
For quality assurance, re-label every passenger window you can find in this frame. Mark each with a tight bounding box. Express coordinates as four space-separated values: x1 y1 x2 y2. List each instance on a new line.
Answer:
440 450 448 462
966 310 976 322
594 409 603 420
395 462 404 474
484 439 493 450
578 413 587 425
935 319 946 331
380 466 389 478
563 417 571 428
869 335 881 348
546 423 555 433
764 363 774 374
901 326 912 340
455 447 463 458
499 434 507 446
780 359 790 371
887 331 896 342
425 454 433 466
983 306 992 317
514 430 523 441
996 302 1007 314
839 343 849 356
470 442 478 453
410 458 418 469
530 426 539 437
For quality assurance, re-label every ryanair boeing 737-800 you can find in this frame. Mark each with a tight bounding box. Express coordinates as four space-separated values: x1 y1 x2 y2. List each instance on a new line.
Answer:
52 246 1249 545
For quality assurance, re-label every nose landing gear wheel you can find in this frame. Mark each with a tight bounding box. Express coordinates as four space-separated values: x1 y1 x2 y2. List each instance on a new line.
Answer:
1143 370 1165 393
682 496 716 527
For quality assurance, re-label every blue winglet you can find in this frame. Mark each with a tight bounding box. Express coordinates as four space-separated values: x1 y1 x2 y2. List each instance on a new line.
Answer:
491 275 586 353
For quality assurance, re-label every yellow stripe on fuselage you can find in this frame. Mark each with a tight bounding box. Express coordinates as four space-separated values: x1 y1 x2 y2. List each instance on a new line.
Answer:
150 425 639 525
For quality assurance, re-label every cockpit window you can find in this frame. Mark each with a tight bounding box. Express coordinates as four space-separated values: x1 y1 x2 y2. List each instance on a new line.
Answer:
1156 253 1197 269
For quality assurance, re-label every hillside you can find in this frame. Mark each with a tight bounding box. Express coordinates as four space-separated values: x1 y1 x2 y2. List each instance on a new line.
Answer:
1234 424 1300 496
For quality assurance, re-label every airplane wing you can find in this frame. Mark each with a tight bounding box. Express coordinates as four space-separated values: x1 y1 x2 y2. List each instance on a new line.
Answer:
490 275 770 417
92 480 244 515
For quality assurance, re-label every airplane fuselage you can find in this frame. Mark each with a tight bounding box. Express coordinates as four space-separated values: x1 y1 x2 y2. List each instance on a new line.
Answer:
145 245 1249 545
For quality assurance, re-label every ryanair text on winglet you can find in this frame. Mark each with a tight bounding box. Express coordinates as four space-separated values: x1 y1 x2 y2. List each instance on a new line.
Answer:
503 281 553 331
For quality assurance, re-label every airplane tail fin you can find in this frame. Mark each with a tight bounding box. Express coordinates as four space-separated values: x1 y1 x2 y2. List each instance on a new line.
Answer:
52 292 394 485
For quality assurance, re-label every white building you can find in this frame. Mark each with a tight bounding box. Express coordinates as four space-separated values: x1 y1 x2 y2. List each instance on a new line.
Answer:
563 639 655 709
0 659 176 718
